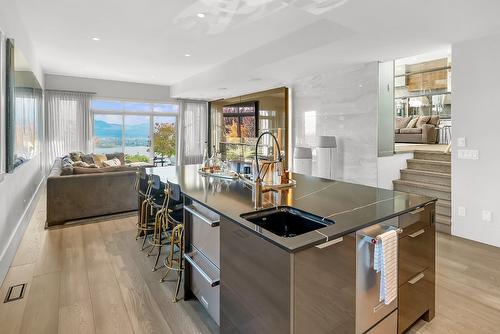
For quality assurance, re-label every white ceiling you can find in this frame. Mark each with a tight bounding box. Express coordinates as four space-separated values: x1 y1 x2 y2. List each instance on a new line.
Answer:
14 0 500 99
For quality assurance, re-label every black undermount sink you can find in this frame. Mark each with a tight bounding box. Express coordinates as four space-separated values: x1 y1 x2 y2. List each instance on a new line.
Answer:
240 206 334 238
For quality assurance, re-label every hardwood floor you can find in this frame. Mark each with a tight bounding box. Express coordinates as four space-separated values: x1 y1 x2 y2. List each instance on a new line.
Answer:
1 189 500 334
0 189 218 334
395 143 449 153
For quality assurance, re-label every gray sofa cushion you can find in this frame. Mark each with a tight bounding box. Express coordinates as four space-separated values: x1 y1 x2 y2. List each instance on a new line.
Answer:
400 128 422 134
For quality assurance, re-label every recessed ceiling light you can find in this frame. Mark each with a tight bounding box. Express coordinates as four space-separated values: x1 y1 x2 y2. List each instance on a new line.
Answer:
197 13 206 18
250 78 262 81
92 37 100 41
185 54 191 57
219 87 228 90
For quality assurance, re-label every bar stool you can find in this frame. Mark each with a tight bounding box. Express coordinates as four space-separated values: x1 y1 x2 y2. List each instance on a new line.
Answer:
136 172 153 241
135 168 150 229
160 181 184 303
137 174 162 250
147 180 171 272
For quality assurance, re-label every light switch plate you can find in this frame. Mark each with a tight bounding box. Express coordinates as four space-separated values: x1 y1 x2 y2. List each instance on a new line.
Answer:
457 137 466 147
482 210 492 222
458 206 466 217
458 149 479 160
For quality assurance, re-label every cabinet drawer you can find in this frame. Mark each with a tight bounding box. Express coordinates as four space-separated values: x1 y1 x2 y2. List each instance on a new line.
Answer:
399 204 432 238
185 249 220 325
399 223 435 285
398 268 434 334
186 203 220 268
366 310 397 334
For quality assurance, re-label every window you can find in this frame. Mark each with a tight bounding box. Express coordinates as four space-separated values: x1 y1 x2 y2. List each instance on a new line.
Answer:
92 100 179 164
222 102 258 139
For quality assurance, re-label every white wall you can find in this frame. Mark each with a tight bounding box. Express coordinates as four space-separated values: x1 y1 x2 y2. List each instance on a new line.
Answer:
0 1 45 283
292 62 379 186
452 34 500 247
377 153 413 190
45 74 172 102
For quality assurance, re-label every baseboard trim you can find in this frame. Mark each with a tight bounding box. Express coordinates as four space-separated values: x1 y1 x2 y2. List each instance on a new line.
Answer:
46 210 137 229
0 177 45 286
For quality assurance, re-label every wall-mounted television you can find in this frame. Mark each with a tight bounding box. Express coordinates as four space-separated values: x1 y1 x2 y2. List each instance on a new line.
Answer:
222 101 258 140
5 39 43 172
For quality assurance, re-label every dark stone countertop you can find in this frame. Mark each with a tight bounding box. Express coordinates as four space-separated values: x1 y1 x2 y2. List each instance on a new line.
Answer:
147 165 436 253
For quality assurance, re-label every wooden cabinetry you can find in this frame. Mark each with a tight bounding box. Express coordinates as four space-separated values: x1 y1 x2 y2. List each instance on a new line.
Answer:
398 203 436 333
220 217 357 334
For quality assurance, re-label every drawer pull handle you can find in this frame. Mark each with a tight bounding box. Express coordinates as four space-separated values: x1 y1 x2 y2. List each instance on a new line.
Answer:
185 205 220 227
373 302 386 313
184 252 220 287
316 237 343 249
409 229 425 238
408 272 425 285
410 207 425 215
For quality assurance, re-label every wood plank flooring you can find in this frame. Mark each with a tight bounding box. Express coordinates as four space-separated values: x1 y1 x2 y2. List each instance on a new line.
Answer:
1 189 500 334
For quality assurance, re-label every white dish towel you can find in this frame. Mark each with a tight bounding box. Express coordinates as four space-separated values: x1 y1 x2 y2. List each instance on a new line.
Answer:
374 229 398 305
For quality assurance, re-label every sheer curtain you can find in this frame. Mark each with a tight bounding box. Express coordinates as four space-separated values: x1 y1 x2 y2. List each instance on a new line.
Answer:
179 101 208 165
44 90 93 170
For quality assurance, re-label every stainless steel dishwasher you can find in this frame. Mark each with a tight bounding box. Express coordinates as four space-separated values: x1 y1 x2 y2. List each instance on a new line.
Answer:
356 217 399 334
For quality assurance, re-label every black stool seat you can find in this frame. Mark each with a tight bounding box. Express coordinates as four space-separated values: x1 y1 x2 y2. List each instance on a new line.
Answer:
168 208 183 224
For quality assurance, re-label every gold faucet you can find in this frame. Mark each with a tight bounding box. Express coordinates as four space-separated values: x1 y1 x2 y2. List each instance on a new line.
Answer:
253 131 286 210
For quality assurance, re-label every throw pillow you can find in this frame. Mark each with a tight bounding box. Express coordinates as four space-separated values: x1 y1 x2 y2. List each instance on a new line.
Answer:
81 154 95 165
395 116 412 129
416 116 431 128
106 152 125 165
93 153 107 167
61 156 74 175
102 158 121 167
69 151 84 162
406 116 419 128
429 116 440 126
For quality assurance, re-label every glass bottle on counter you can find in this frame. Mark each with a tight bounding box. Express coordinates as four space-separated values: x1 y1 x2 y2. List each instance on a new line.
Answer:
209 145 221 173
202 146 210 171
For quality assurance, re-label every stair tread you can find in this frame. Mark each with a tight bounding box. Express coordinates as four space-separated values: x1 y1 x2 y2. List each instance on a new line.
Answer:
407 159 451 166
436 215 451 226
414 150 451 155
401 168 451 178
436 199 451 207
393 179 451 192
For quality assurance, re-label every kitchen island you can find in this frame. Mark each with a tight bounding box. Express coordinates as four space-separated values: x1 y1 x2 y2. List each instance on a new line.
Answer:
147 165 437 334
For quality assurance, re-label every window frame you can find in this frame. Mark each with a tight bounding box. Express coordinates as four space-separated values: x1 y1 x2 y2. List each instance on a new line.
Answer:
222 101 259 138
91 98 180 163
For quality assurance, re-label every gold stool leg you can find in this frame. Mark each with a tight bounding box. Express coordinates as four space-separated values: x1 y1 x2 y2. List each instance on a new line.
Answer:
173 225 184 303
160 224 184 302
136 198 148 240
173 269 183 303
141 201 153 251
150 209 166 272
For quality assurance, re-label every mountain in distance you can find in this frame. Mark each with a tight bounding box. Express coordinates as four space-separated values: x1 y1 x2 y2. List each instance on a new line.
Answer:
95 119 149 138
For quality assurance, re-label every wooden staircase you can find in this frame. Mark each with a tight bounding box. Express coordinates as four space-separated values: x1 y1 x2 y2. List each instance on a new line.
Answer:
393 150 451 234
